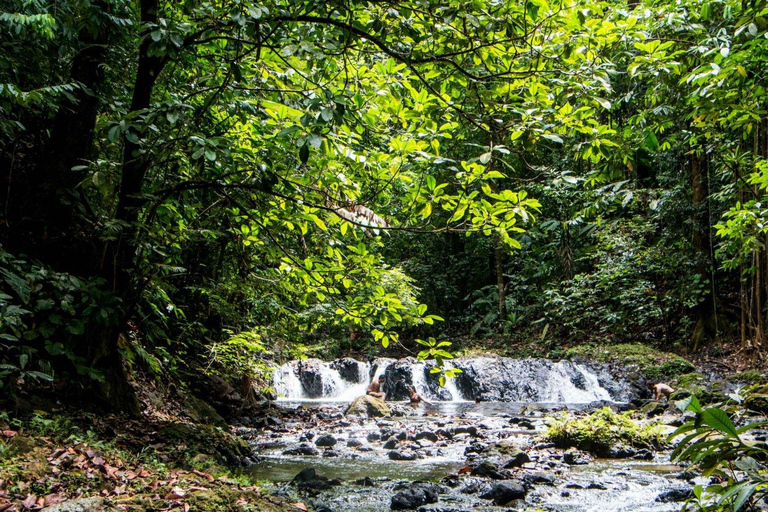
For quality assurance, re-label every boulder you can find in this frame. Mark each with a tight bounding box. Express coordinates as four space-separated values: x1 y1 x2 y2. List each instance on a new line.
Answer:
282 443 319 456
503 450 531 468
314 434 337 447
471 461 508 480
745 393 768 414
414 431 438 442
297 359 325 397
479 480 527 505
390 486 438 510
563 449 592 465
388 450 424 461
656 488 694 502
345 395 391 417
330 358 365 382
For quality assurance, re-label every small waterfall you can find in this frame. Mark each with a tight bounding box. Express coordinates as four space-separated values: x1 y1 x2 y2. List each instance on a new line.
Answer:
272 359 370 401
272 356 629 403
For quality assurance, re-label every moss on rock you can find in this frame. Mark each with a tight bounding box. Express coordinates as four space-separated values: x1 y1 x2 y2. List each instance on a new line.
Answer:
545 407 664 457
565 343 695 380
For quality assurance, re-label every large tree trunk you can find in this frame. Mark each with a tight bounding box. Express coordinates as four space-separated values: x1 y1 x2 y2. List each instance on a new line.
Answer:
96 0 165 413
690 150 717 351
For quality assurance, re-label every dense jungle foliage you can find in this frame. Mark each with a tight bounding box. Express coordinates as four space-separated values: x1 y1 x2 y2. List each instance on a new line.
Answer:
1 0 768 410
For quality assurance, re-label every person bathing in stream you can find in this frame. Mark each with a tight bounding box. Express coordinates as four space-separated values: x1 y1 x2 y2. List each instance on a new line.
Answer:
367 375 387 400
648 382 674 401
408 385 432 406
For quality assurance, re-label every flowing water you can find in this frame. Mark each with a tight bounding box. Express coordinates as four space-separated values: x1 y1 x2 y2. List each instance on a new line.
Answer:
252 357 692 511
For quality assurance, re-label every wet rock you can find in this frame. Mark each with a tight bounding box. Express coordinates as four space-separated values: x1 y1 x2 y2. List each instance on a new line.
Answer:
315 434 337 447
388 449 424 461
745 393 768 414
632 449 654 460
452 426 478 436
355 476 376 486
440 475 460 488
322 450 339 457
390 486 438 510
464 441 488 455
503 450 531 468
391 404 419 417
384 361 415 401
675 470 697 480
565 483 584 489
283 443 319 456
330 358 364 382
522 473 555 486
588 483 607 490
656 488 694 502
367 432 382 442
479 480 527 505
383 439 398 450
605 444 637 458
289 467 339 492
345 395 391 417
563 449 592 465
641 401 667 417
415 431 438 442
297 360 325 397
346 438 363 448
471 461 508 480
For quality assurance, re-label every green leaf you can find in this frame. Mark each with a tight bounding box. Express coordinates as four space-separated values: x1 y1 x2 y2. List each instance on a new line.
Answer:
702 408 739 438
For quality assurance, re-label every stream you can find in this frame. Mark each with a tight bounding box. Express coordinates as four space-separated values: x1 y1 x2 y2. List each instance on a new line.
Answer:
244 357 698 511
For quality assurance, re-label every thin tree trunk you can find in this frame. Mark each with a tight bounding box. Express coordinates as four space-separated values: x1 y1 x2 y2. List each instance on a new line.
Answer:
493 233 507 321
690 150 716 351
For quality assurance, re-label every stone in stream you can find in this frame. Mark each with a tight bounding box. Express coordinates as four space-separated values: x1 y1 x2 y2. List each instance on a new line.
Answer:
330 358 364 382
383 438 398 449
282 443 319 456
563 448 592 465
289 467 339 492
346 438 363 448
470 461 509 480
344 395 391 417
503 450 531 468
656 488 694 502
388 449 424 461
390 485 439 510
314 434 337 447
479 480 527 505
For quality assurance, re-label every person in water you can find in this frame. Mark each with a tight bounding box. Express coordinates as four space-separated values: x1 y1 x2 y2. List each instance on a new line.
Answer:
648 382 674 401
367 375 387 400
408 385 432 406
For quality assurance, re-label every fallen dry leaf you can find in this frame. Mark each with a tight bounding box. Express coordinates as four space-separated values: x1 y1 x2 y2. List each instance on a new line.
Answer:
1 431 17 439
291 502 308 511
192 470 214 482
21 495 36 509
164 487 186 500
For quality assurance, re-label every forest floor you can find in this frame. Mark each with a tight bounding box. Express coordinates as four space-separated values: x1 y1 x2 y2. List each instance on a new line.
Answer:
0 400 297 512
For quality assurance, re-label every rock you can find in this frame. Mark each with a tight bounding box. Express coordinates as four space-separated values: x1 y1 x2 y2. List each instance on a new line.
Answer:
283 443 319 456
297 360 325 397
330 358 365 382
452 426 478 436
587 483 607 490
315 434 337 447
605 444 637 458
322 450 339 457
367 432 381 442
388 450 424 461
633 449 654 460
346 438 363 448
383 361 416 401
640 401 667 417
522 473 555 486
383 439 398 449
414 431 438 442
471 461 508 480
355 476 376 486
345 395 391 417
390 486 438 510
563 449 592 465
43 498 114 512
503 451 531 468
745 394 768 414
656 489 694 502
479 480 527 505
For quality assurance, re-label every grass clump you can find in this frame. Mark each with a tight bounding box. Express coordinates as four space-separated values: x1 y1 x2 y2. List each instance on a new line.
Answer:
545 407 665 457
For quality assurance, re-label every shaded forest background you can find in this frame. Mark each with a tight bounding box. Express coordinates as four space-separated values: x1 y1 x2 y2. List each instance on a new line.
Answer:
2 0 768 410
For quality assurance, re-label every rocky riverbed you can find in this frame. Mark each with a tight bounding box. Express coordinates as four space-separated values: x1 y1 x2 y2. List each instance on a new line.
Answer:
238 399 701 511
